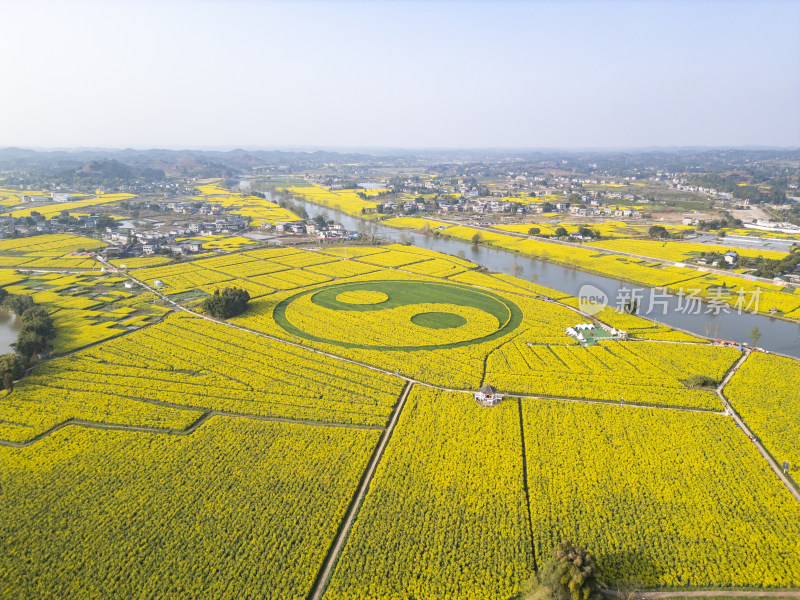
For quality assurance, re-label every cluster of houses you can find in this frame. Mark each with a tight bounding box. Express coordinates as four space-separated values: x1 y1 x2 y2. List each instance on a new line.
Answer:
16 192 80 203
272 221 357 241
102 229 204 255
14 181 196 196
385 196 645 218
0 214 102 238
139 200 224 215
101 215 246 256
696 251 739 267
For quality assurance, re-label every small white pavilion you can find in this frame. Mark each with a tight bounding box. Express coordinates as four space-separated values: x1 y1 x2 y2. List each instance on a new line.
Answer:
475 384 503 407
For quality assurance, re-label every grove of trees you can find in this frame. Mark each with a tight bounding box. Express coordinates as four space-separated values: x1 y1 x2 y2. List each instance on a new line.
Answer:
200 287 251 319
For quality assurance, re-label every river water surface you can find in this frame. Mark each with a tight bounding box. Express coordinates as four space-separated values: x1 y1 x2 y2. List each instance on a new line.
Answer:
0 310 21 355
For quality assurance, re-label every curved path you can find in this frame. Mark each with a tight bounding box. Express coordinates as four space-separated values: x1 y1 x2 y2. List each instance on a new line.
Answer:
0 408 384 449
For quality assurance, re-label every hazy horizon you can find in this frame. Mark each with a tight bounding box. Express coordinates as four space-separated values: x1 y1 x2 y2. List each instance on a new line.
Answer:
2 0 799 150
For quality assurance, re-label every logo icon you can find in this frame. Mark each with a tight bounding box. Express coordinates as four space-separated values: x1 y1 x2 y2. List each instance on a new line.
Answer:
578 284 608 315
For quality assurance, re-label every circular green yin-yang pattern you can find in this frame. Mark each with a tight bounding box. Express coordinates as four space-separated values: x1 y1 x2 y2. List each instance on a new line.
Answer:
272 280 522 350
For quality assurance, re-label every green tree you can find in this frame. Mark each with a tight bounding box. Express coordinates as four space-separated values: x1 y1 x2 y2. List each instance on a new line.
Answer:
539 540 604 600
20 306 56 340
200 287 251 319
3 294 35 316
528 227 541 235
648 225 669 238
471 231 483 245
555 227 568 238
12 331 50 359
686 374 716 388
0 353 24 381
313 215 326 230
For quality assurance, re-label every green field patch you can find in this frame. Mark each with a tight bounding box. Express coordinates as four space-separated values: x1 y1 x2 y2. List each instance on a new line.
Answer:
410 311 467 329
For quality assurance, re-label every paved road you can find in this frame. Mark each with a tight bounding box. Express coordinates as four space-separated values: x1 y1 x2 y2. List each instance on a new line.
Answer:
715 350 800 503
308 382 413 600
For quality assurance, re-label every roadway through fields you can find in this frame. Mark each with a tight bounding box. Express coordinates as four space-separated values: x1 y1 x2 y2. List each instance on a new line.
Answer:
307 382 413 600
106 256 800 503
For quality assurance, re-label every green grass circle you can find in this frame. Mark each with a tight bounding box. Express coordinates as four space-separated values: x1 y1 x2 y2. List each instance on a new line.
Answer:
272 280 522 351
410 312 468 329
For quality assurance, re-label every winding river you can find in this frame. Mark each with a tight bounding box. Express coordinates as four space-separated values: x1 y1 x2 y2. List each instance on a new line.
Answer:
288 197 800 359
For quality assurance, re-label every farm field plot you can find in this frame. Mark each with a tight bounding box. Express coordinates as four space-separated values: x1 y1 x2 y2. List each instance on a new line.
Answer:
724 352 800 477
0 233 107 269
324 387 533 600
522 398 800 587
283 184 382 216
586 238 787 261
486 340 737 409
449 270 568 300
665 275 800 316
0 313 404 443
132 248 345 297
109 256 173 268
494 221 696 239
0 417 379 600
0 187 52 208
1 270 169 353
192 180 300 226
583 306 708 342
1 192 135 219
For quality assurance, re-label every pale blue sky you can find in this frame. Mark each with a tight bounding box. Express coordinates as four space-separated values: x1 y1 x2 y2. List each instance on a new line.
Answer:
1 0 798 149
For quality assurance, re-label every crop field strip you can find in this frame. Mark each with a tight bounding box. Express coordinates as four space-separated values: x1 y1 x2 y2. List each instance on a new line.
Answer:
321 387 535 600
520 398 800 588
0 313 407 444
319 390 800 597
0 417 381 599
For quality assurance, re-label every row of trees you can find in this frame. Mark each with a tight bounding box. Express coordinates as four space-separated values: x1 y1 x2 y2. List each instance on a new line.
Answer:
527 226 601 239
740 248 800 279
0 288 57 390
